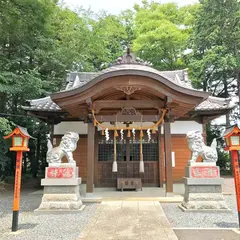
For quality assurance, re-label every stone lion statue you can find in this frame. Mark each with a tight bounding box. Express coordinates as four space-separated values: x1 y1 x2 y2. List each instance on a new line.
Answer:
186 130 218 163
46 132 79 164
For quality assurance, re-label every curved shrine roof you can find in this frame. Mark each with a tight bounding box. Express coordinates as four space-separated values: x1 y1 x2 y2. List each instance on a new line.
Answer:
22 50 236 122
23 95 235 113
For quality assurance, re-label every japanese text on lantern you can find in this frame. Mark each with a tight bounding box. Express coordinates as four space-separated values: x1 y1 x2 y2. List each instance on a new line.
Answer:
47 167 74 178
191 166 219 178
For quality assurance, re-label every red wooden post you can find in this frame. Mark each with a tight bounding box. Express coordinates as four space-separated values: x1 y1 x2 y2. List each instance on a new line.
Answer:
12 151 23 231
4 126 33 232
231 150 240 228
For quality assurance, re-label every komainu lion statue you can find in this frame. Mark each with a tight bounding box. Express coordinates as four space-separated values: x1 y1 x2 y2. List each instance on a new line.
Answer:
186 130 218 163
46 132 79 164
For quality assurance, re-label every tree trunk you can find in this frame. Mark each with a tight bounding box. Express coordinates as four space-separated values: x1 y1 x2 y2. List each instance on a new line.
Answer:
31 136 40 178
223 78 230 126
237 71 240 115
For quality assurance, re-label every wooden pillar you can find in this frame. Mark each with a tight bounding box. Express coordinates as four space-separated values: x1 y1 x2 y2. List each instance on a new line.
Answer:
126 137 130 162
94 129 98 187
202 122 207 144
87 122 95 193
164 121 173 195
158 125 163 187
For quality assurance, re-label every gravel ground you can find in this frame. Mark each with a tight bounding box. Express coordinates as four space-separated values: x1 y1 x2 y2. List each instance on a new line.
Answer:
162 195 239 228
0 190 99 240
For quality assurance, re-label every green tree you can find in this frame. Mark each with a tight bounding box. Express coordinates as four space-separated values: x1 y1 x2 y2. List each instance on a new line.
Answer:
133 1 198 70
0 118 14 179
189 0 240 120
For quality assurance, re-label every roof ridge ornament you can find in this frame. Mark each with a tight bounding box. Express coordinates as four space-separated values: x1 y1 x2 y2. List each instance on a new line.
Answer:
112 47 151 66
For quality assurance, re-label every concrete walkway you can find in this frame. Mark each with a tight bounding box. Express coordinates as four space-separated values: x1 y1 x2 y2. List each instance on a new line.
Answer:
79 201 178 240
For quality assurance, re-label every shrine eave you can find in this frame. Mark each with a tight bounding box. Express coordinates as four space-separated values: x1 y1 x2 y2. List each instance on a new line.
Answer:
51 65 210 102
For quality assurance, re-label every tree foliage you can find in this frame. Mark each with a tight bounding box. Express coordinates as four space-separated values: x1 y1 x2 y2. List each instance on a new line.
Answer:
133 1 198 70
189 0 240 101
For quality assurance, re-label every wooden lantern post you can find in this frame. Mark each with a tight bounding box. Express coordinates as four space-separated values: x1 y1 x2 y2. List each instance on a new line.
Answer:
223 124 240 229
4 126 33 232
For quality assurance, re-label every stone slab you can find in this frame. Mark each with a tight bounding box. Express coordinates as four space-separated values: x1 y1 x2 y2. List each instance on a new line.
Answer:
44 185 80 194
186 193 224 201
183 177 224 185
178 204 231 213
78 201 178 240
34 204 86 215
41 177 81 186
188 162 216 166
232 229 240 234
48 162 76 167
185 185 222 193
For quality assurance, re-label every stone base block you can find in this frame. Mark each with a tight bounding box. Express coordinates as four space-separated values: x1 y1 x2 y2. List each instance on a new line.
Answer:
36 174 84 213
178 204 231 213
181 199 229 210
38 199 83 210
181 166 230 212
34 205 86 215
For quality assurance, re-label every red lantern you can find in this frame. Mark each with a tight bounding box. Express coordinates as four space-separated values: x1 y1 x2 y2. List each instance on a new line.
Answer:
4 126 31 152
224 124 240 151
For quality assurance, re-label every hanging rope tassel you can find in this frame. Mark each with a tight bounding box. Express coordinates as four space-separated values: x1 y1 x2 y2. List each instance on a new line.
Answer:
139 158 144 173
114 130 118 137
112 131 118 172
112 161 118 172
152 128 156 134
127 129 131 138
139 129 144 173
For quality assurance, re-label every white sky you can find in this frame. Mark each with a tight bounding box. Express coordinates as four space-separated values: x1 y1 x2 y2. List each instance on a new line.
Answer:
62 0 198 14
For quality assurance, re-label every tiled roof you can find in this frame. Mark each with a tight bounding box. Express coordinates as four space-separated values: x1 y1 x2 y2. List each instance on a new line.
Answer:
65 72 97 90
22 95 236 113
195 96 235 111
22 96 62 112
22 50 236 114
61 65 193 92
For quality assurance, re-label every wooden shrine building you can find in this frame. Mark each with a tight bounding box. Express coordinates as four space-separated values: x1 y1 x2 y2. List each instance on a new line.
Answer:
23 50 235 195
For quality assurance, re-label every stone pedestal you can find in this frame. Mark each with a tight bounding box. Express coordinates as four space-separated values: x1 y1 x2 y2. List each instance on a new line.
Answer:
35 163 85 214
180 163 230 212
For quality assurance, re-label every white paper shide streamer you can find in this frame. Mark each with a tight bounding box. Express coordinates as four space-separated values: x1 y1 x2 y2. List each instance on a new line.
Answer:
105 128 109 141
147 129 151 142
132 128 135 140
120 129 124 141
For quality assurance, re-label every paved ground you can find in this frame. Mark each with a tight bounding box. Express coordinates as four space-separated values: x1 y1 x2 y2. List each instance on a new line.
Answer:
79 201 178 240
0 190 99 240
0 177 238 240
174 229 240 240
162 195 238 228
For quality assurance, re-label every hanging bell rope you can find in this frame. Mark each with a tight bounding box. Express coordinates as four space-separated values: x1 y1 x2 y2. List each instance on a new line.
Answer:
112 126 118 172
91 108 166 131
139 128 144 173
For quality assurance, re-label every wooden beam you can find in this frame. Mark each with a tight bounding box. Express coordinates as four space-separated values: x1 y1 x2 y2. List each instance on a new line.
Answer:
158 125 163 188
164 121 173 195
95 115 161 122
86 97 93 110
87 122 95 193
93 100 163 113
